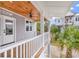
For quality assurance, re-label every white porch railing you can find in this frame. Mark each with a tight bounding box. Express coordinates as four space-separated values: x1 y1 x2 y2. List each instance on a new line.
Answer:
0 32 49 58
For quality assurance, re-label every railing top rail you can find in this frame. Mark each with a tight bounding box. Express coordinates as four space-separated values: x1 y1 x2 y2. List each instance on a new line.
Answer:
0 32 49 53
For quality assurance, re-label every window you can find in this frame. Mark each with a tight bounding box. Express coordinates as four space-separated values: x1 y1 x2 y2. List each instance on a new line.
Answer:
25 21 32 31
30 21 32 31
76 17 77 21
30 26 32 31
78 17 79 21
58 20 60 23
55 19 56 22
5 20 13 35
26 26 29 31
66 19 68 22
26 21 29 31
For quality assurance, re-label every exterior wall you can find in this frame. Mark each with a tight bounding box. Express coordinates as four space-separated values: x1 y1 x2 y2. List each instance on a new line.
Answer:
0 8 36 42
51 16 79 26
65 16 73 25
52 18 64 26
73 15 79 26
0 17 1 45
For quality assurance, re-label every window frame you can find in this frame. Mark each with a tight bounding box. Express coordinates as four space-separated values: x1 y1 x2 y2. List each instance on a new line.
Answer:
25 20 33 32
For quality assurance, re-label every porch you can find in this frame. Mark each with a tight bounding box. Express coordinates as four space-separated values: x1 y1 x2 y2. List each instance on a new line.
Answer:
0 32 50 58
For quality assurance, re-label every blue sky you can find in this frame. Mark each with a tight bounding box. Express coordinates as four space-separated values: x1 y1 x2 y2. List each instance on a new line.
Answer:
71 1 79 13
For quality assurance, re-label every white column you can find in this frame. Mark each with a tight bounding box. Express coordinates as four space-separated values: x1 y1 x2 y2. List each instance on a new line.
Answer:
47 20 51 57
40 13 44 47
48 44 50 57
40 15 44 34
34 22 37 36
48 20 50 39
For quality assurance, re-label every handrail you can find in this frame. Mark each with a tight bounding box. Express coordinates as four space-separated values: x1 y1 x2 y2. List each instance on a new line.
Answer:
0 33 42 53
0 32 49 58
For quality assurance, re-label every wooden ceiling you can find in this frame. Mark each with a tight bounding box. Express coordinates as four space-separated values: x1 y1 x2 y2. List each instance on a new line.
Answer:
0 1 40 21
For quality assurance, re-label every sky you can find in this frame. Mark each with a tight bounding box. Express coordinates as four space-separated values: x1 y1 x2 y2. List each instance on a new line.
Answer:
71 1 79 13
50 1 79 25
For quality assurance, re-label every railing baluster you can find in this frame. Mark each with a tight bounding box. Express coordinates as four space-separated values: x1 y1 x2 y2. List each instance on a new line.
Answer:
16 46 18 58
36 38 37 50
32 40 34 55
28 42 30 58
34 39 36 51
0 32 49 58
28 42 29 58
30 42 31 57
11 48 13 58
26 43 28 58
31 41 33 56
23 43 25 58
33 40 35 54
20 45 22 58
30 41 32 57
4 51 7 58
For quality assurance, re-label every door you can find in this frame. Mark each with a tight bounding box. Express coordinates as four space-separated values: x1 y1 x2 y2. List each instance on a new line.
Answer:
2 15 15 45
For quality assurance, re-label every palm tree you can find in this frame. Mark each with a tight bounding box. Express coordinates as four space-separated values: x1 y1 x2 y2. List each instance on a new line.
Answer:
50 25 60 41
50 25 79 58
50 25 64 57
58 26 79 58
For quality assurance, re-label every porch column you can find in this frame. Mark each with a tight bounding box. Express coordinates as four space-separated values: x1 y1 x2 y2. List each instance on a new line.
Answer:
48 20 51 57
34 22 37 36
48 44 51 57
48 20 51 40
40 13 44 47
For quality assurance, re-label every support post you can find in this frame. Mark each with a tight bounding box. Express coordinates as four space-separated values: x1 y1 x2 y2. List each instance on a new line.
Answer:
34 22 37 36
40 13 44 47
48 20 51 41
48 20 51 57
48 44 51 57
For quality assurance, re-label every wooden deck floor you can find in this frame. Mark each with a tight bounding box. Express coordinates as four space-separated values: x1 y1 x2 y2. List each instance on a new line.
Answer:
34 47 44 58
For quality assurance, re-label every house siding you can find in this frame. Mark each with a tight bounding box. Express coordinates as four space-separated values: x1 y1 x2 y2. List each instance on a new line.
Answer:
0 8 36 42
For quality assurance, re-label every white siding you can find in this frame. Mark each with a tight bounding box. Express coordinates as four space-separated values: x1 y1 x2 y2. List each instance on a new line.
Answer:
0 8 36 43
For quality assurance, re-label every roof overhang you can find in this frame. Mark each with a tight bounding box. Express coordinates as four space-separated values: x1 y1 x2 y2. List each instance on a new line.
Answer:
0 1 40 21
31 1 73 20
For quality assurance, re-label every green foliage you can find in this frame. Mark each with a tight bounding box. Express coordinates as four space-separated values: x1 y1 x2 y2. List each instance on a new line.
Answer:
37 21 48 32
37 22 40 32
50 25 60 41
58 26 79 57
51 25 60 34
57 26 79 49
51 25 79 57
44 22 48 32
